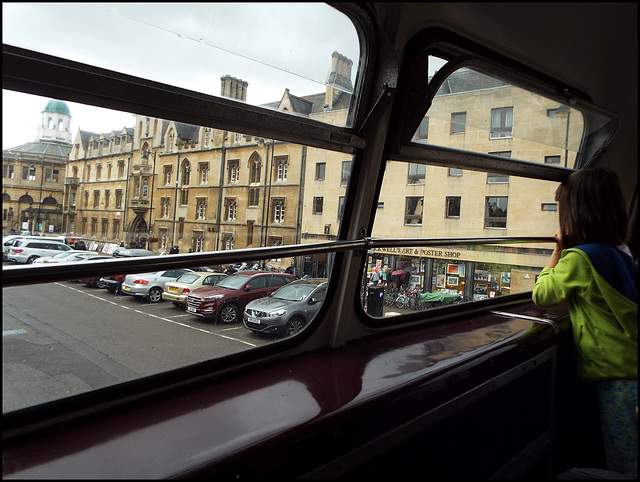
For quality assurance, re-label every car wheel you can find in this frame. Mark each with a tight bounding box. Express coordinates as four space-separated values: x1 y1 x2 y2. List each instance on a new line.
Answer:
96 279 107 289
172 301 184 309
218 303 239 324
26 256 38 264
284 317 305 337
148 287 163 303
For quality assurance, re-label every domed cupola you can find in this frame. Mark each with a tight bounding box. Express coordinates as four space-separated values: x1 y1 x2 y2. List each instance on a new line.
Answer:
37 99 72 144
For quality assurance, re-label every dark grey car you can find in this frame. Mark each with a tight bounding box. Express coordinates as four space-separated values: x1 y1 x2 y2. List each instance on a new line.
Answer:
243 278 328 337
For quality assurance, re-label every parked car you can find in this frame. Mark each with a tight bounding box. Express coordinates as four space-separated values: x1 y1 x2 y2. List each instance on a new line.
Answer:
121 268 194 303
162 271 228 308
186 271 296 324
36 251 110 264
243 278 328 337
97 248 156 293
6 238 73 264
112 248 155 258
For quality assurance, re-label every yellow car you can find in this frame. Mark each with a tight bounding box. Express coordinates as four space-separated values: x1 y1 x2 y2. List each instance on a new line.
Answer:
162 271 227 308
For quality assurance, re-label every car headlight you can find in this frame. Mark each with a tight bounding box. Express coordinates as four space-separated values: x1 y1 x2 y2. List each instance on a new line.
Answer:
202 294 224 301
269 309 286 317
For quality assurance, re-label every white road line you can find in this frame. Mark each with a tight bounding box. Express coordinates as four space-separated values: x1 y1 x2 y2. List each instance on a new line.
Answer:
54 282 257 347
3 329 28 336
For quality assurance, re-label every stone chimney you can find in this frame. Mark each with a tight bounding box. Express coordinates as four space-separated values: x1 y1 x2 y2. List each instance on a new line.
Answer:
220 75 248 101
325 52 354 109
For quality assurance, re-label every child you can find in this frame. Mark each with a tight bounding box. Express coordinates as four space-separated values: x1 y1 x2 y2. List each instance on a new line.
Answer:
532 167 637 476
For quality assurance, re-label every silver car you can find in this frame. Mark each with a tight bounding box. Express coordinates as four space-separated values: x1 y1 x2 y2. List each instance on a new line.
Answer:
243 278 328 337
121 268 194 303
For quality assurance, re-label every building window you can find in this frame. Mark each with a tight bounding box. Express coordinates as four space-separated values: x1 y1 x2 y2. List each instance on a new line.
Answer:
84 191 89 208
164 166 172 185
404 196 424 225
142 180 148 197
541 203 558 211
91 217 98 236
416 117 429 140
161 198 171 218
247 221 254 246
313 197 323 214
272 199 286 223
407 163 426 184
28 165 36 181
96 164 102 180
448 168 463 177
250 160 261 183
487 152 511 183
490 106 513 139
275 157 288 181
199 163 209 184
3 165 14 178
104 190 110 208
115 190 123 209
181 189 188 206
118 160 125 178
101 218 108 237
181 160 191 186
196 199 207 220
545 155 561 164
194 232 205 252
249 188 260 206
341 161 352 186
93 190 100 208
224 235 234 250
338 196 345 223
315 162 326 181
159 229 168 248
485 196 508 228
451 111 466 134
226 199 237 221
112 219 120 239
446 196 461 218
228 160 240 183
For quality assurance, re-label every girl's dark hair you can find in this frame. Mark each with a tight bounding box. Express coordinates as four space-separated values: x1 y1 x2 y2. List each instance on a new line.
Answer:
555 167 629 248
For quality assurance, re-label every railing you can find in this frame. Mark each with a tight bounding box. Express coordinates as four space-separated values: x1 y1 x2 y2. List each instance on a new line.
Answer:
2 236 555 287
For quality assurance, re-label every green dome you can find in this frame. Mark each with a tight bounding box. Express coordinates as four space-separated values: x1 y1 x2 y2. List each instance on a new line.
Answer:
43 99 70 116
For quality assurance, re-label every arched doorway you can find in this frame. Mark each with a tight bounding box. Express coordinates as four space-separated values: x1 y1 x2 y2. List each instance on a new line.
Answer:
129 214 148 247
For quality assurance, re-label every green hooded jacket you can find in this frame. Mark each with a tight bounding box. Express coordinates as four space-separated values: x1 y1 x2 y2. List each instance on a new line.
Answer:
532 243 637 382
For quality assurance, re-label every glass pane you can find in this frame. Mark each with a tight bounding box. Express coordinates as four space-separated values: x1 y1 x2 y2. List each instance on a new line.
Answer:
2 3 360 128
367 160 559 316
414 66 584 169
362 245 549 317
2 93 351 413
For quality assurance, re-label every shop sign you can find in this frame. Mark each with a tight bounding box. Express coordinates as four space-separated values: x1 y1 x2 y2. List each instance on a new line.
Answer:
375 247 463 259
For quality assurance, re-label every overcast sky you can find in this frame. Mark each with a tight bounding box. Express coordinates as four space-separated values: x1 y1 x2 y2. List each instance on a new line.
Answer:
2 3 446 150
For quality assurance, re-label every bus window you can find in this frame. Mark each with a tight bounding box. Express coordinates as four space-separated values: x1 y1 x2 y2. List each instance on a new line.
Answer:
2 3 361 128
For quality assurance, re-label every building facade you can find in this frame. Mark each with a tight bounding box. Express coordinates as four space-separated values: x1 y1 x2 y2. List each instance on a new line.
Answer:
3 100 72 234
4 58 579 291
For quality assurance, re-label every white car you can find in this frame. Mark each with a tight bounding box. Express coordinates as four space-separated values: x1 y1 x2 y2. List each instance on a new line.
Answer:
121 268 194 303
6 239 73 264
33 250 105 264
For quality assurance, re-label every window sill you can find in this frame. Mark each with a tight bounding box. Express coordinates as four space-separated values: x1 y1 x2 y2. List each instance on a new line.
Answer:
3 301 569 479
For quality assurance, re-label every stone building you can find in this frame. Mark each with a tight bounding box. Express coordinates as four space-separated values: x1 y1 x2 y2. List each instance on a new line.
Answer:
2 99 72 234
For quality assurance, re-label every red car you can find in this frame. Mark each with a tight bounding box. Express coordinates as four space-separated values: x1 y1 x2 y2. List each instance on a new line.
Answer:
186 271 295 324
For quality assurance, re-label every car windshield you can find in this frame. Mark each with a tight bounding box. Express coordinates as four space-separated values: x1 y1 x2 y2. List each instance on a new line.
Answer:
216 274 251 289
176 274 200 284
272 283 317 301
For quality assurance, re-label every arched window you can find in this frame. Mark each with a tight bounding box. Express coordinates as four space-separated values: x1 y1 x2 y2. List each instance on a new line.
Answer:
2 192 11 201
19 194 34 204
42 196 57 205
181 159 190 186
142 180 148 197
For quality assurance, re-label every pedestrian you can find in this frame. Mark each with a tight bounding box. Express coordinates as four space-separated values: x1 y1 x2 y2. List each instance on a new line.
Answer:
532 167 637 477
370 266 382 285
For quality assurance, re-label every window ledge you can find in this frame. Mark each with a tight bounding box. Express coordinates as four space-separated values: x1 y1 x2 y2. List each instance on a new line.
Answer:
3 302 569 479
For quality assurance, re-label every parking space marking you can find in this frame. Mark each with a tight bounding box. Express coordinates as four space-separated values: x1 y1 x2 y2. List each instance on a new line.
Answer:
3 329 28 337
55 283 257 347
